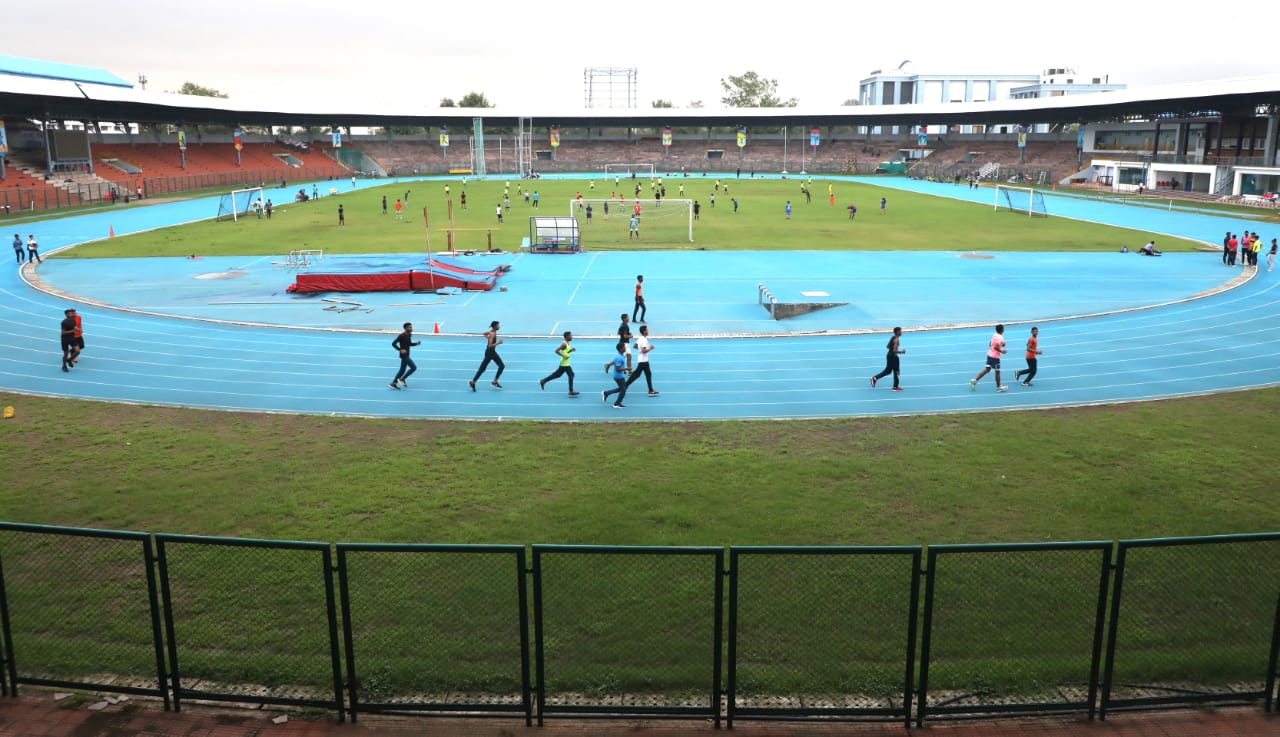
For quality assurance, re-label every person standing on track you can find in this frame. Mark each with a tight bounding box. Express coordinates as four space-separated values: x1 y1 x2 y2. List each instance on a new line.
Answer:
1013 327 1042 386
971 324 1008 392
469 320 504 391
12 233 23 264
870 327 905 391
539 331 580 396
624 325 659 396
633 275 647 323
389 322 420 389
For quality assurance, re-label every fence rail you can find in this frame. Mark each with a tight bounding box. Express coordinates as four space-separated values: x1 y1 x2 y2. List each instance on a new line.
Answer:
0 523 1276 725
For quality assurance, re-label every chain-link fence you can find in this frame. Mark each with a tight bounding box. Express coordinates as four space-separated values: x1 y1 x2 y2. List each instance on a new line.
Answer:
1 527 1277 724
727 546 920 726
918 542 1111 722
0 522 167 704
1101 533 1280 716
155 534 343 716
336 544 529 722
531 545 723 725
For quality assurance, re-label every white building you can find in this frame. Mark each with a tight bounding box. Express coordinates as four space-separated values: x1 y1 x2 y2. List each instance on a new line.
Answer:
858 63 1124 134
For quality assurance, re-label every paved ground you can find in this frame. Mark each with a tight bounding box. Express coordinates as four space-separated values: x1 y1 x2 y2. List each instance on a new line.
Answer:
0 693 1275 737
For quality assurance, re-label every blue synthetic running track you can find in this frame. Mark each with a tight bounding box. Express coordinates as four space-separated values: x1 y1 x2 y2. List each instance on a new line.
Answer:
3 175 1276 421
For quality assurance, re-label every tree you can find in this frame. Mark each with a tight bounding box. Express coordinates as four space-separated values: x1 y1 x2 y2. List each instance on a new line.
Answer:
651 99 674 108
174 82 228 99
439 97 456 107
719 71 797 107
458 92 493 108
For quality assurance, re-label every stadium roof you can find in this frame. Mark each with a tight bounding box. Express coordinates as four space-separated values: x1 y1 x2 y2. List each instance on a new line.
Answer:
1 66 1278 129
0 54 132 88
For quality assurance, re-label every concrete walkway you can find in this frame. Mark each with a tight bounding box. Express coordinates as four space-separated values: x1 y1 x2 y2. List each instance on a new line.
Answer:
0 693 1274 737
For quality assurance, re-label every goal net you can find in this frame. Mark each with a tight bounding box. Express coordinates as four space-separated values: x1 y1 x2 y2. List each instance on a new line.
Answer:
217 187 265 222
570 198 694 249
994 185 1048 217
603 163 656 180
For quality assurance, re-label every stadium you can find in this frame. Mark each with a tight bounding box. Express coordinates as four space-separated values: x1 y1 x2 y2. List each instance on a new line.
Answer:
0 54 1278 734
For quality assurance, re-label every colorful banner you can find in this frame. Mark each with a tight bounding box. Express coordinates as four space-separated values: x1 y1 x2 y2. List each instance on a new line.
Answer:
737 128 747 148
550 128 560 148
1017 125 1027 149
332 131 342 149
810 128 820 148
0 121 9 157
439 129 449 148
177 130 186 151
233 128 243 152
662 129 672 147
917 130 928 148
1077 127 1085 150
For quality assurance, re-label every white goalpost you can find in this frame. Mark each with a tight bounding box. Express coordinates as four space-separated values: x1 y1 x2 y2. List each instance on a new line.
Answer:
993 185 1048 217
603 163 656 180
217 186 266 222
569 197 694 247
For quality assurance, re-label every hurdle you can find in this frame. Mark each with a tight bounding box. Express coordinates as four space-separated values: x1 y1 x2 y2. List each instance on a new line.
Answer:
285 249 323 268
759 282 848 320
758 283 778 319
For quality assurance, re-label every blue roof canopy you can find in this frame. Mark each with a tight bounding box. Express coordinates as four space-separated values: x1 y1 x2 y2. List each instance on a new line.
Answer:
0 54 132 88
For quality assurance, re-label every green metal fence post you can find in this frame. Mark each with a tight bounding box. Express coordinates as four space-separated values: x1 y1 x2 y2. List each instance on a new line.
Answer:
725 549 740 729
1266 591 1279 712
916 548 937 727
321 546 345 723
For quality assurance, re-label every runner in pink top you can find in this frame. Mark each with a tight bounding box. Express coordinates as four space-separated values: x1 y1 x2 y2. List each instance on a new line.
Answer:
970 324 1008 392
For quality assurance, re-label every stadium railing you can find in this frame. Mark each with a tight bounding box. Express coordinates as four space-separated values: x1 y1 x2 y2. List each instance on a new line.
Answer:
0 522 1276 725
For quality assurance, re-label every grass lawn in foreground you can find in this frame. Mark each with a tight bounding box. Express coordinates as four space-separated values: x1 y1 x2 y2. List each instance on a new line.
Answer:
3 390 1275 545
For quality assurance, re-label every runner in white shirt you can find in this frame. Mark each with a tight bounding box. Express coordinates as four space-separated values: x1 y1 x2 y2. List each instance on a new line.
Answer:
624 325 659 396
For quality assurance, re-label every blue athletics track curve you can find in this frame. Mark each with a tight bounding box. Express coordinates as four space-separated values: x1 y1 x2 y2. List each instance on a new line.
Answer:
1 175 1276 422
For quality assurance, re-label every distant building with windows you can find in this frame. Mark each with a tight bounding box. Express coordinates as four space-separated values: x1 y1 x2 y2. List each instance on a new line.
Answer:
858 63 1125 134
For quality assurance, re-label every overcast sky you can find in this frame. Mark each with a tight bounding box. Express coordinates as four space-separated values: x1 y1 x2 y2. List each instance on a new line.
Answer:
9 1 1275 112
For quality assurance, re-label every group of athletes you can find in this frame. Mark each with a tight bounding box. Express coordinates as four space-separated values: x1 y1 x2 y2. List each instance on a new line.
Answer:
870 323 1043 393
390 275 659 408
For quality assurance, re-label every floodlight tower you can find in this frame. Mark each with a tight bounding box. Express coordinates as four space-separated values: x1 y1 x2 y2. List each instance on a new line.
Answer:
584 68 638 108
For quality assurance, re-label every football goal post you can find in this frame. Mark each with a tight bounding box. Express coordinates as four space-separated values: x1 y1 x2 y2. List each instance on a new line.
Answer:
570 198 694 248
603 163 656 180
216 187 266 222
994 185 1048 217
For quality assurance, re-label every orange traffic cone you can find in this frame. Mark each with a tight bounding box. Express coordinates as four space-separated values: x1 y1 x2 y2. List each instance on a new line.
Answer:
433 322 440 334
109 225 115 238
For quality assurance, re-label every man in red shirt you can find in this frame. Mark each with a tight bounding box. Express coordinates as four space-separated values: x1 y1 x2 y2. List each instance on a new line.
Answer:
1013 327 1042 387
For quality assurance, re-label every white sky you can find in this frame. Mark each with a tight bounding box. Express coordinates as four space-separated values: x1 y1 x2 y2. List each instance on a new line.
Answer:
10 1 1276 111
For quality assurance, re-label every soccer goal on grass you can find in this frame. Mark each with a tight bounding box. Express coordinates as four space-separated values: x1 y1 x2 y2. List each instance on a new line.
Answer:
216 187 265 222
570 198 694 248
603 163 656 180
994 185 1048 217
